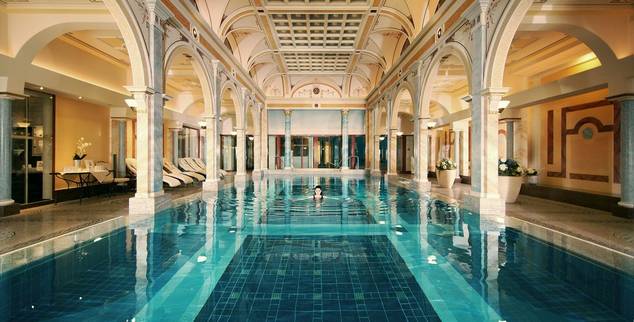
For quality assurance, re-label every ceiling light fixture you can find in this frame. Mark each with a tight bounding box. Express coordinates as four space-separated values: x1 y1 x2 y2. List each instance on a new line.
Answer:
78 96 83 100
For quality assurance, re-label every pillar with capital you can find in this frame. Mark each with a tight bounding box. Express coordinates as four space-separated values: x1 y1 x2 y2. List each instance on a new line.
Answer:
235 127 247 182
416 116 431 189
252 107 262 179
127 0 172 215
371 108 382 176
284 109 292 170
341 109 350 170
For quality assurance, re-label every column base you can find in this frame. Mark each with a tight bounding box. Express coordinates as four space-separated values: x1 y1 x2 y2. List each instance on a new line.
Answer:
613 202 634 219
370 169 382 177
462 193 505 216
234 173 247 184
252 170 263 180
203 179 221 191
129 192 172 216
0 201 20 217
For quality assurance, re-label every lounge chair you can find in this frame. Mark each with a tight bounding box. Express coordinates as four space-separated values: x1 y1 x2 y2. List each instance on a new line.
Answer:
126 158 181 187
164 160 202 182
179 158 205 175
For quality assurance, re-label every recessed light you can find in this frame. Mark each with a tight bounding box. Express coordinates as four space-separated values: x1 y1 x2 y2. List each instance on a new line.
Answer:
39 86 44 90
78 96 83 100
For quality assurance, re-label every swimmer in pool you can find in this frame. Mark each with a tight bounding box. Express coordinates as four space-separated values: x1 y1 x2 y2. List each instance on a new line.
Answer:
313 185 324 200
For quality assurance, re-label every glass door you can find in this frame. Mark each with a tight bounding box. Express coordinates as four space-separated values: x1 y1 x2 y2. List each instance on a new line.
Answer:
314 136 341 168
11 89 54 205
292 136 310 168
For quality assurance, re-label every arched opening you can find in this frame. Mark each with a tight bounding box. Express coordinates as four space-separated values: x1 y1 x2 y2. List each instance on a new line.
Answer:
421 49 471 178
1 1 148 206
163 45 211 171
392 87 415 174
219 86 241 172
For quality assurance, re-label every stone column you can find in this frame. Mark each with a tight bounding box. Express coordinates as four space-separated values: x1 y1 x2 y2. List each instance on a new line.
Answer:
260 106 268 172
235 128 246 182
252 123 262 178
203 115 220 191
504 120 515 159
464 88 506 215
0 97 19 216
284 110 292 169
116 119 127 177
429 130 437 170
388 128 398 175
613 95 634 217
416 116 430 187
341 110 349 170
171 128 180 164
127 1 170 215
371 108 381 176
453 130 461 179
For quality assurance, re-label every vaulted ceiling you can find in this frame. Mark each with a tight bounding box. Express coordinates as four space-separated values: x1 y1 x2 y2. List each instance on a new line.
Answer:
194 0 441 98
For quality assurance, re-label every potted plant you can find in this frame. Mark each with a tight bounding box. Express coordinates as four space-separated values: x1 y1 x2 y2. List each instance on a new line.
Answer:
73 137 91 168
525 168 538 185
436 158 457 188
498 158 524 203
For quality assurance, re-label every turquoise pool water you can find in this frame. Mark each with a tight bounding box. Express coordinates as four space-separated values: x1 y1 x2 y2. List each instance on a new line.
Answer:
0 176 632 321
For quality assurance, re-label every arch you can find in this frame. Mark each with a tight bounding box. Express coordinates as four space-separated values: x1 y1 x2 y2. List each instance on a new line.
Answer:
419 41 473 119
163 41 214 116
6 1 151 94
219 81 244 129
390 80 416 129
485 1 618 90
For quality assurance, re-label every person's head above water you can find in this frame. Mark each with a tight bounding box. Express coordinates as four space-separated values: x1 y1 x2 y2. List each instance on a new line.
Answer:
313 185 324 199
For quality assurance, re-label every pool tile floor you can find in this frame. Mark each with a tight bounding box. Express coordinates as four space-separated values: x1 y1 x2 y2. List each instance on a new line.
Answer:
195 235 440 322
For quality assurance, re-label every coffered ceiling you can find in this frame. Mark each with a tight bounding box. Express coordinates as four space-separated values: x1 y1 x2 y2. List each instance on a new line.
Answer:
194 0 441 98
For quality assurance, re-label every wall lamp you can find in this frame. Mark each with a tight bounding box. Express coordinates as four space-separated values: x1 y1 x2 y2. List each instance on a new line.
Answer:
498 100 510 113
125 98 137 112
427 121 437 129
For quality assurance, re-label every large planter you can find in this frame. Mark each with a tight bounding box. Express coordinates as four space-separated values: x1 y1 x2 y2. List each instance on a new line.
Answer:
73 159 81 169
499 176 523 203
437 169 457 188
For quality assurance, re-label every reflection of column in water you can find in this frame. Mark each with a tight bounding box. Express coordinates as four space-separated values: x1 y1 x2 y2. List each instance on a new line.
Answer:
259 180 268 225
235 186 245 229
341 177 349 222
453 208 462 236
324 140 331 164
486 228 500 305
464 214 486 295
284 178 291 224
418 198 430 241
134 227 150 318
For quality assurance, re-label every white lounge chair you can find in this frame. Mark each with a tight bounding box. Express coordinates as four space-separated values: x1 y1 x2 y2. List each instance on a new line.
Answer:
179 158 205 175
164 160 201 183
126 158 181 187
165 160 205 181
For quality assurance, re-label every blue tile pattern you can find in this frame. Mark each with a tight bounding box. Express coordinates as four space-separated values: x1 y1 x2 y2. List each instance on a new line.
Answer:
194 235 440 322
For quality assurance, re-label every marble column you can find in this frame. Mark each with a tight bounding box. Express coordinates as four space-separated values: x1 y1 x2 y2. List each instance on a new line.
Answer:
464 88 506 215
116 119 126 177
235 128 246 182
429 131 437 170
453 130 461 179
0 97 19 216
416 117 430 186
341 110 349 170
505 121 514 160
127 2 170 215
388 129 398 175
615 96 634 217
203 115 220 191
252 127 262 178
371 109 381 176
284 110 292 169
171 128 180 164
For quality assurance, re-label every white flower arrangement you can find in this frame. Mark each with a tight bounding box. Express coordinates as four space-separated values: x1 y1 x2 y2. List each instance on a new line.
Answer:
74 137 92 160
436 158 457 170
498 159 535 177
525 168 538 176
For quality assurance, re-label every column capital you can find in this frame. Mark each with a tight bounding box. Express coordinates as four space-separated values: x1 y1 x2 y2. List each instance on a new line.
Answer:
480 87 509 97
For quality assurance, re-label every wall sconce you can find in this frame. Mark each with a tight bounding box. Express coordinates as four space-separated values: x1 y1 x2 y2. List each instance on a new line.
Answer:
461 95 472 103
427 121 437 129
396 131 404 136
498 100 510 113
230 130 237 136
198 120 207 129
248 136 254 141
379 136 386 141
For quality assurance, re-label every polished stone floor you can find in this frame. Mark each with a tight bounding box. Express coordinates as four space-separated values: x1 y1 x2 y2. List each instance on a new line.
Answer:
1 177 632 271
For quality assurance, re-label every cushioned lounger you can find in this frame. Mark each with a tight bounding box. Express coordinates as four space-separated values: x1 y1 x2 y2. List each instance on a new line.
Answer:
126 158 181 187
165 160 204 181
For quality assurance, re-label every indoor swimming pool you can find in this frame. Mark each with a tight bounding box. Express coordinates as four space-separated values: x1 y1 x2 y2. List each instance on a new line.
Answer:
0 177 632 322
